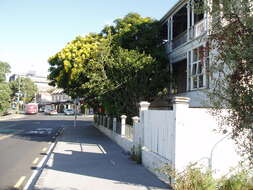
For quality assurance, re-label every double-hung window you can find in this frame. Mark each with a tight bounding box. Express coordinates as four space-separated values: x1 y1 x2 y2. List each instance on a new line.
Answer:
191 45 207 89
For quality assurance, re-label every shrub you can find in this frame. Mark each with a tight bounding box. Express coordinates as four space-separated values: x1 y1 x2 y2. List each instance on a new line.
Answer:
160 163 216 190
160 163 253 190
218 168 253 190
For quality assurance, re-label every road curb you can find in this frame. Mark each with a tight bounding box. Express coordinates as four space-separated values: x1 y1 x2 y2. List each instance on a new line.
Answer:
23 140 58 190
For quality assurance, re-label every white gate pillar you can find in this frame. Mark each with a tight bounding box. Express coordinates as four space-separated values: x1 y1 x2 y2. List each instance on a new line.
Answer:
121 115 127 136
138 101 150 148
172 96 190 169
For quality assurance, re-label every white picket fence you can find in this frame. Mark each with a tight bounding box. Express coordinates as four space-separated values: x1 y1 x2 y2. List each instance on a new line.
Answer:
94 97 242 182
143 110 175 162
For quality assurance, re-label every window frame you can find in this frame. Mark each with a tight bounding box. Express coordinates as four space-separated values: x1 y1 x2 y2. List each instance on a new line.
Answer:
190 45 208 90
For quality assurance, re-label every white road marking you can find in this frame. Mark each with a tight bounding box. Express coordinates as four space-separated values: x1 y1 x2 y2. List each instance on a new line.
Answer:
42 147 47 152
23 143 56 190
14 176 26 188
98 144 107 154
32 157 40 165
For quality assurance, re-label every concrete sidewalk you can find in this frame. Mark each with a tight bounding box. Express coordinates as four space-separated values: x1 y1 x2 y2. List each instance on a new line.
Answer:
34 123 169 190
0 113 25 121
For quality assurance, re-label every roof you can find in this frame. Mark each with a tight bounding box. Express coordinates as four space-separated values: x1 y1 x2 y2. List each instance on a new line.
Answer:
160 0 187 23
51 88 64 94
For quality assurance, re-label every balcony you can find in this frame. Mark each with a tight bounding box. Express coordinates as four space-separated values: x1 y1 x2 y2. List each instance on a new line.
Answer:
194 19 206 38
172 30 187 49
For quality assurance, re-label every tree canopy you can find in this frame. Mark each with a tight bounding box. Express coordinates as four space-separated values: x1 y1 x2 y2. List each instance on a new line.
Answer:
48 13 169 117
9 77 38 103
0 61 11 114
204 0 253 162
0 61 11 82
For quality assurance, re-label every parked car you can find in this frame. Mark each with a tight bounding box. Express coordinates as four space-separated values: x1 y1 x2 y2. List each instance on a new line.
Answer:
49 109 58 115
44 108 52 115
64 109 75 115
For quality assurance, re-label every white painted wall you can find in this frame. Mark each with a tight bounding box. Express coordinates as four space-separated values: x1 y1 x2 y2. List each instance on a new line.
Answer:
175 107 241 177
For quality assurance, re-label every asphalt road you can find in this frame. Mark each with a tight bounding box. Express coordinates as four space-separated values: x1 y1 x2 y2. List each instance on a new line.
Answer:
0 113 89 190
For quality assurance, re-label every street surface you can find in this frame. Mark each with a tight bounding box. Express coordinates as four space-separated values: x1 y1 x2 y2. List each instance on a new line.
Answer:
0 113 86 190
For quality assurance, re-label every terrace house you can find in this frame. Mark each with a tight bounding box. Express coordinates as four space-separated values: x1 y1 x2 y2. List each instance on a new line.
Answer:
161 0 210 107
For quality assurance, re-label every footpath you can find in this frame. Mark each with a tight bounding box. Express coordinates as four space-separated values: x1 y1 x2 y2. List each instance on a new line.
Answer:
0 113 25 121
33 122 169 190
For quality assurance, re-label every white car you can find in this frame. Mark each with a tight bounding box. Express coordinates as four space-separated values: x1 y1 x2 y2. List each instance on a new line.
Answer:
49 109 58 115
64 109 75 115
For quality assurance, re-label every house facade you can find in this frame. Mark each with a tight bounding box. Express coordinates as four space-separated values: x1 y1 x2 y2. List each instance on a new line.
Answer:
161 0 210 107
51 89 73 112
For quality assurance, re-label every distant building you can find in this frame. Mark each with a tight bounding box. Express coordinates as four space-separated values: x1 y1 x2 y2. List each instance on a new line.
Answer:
9 72 54 107
9 72 53 93
36 92 52 106
9 72 75 112
51 89 73 112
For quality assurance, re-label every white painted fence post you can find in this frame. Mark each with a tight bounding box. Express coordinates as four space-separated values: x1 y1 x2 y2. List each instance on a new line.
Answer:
132 116 140 145
139 101 150 117
121 115 127 136
113 117 116 132
139 101 150 148
132 116 139 125
107 117 110 128
99 115 101 126
103 116 105 127
172 96 190 169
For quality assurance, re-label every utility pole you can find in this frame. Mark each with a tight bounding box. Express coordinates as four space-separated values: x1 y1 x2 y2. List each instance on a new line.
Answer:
74 98 78 128
73 97 80 128
17 75 21 113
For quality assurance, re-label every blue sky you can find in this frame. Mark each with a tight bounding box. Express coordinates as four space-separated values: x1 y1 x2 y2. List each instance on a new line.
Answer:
0 0 178 76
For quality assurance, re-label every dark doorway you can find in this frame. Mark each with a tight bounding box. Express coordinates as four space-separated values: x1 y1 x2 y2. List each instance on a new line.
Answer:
172 59 187 93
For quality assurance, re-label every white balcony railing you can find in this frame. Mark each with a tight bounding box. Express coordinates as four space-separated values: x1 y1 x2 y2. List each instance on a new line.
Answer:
172 30 187 49
194 19 206 38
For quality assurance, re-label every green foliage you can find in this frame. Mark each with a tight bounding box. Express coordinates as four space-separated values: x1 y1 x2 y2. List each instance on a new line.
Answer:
160 163 216 190
160 163 253 190
100 44 168 116
48 13 169 117
0 61 11 114
218 169 253 190
203 0 253 162
0 83 11 114
102 13 165 58
48 33 103 98
9 77 38 103
0 61 11 82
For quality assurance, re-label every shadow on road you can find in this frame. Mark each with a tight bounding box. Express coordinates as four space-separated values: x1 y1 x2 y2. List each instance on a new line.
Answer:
0 116 90 142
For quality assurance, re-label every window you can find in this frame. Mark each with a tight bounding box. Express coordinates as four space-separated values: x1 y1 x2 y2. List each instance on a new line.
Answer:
191 45 208 89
